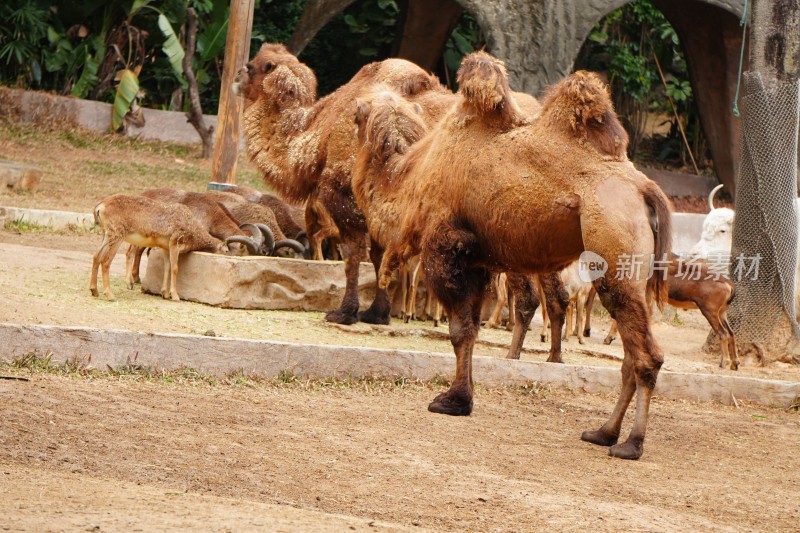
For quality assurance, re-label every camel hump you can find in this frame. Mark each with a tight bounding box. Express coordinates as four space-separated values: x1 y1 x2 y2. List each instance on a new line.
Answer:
541 71 629 159
356 88 427 165
456 52 523 126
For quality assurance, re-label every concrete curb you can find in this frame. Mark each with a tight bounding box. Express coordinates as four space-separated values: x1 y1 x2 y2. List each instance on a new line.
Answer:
1 323 798 408
0 206 94 230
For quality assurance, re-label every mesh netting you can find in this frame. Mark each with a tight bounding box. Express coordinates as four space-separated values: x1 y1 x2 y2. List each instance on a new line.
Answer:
727 72 800 354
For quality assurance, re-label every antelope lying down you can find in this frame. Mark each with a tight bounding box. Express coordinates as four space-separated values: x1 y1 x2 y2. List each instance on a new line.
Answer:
90 194 245 301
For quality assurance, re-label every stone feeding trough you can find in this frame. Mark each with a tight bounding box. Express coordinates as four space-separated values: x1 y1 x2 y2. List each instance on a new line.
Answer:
142 249 386 311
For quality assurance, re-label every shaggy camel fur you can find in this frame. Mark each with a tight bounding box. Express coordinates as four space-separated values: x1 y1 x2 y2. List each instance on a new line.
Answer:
355 52 672 460
233 43 453 325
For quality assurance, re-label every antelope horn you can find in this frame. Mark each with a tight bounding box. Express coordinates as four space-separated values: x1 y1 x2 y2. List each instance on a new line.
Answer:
272 239 307 256
708 184 724 211
254 223 276 256
225 235 259 255
239 222 262 243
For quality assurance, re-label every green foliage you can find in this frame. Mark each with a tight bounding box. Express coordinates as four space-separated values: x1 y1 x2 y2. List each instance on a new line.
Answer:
577 0 705 167
442 12 482 89
111 68 140 131
342 0 398 58
0 0 51 86
157 13 186 86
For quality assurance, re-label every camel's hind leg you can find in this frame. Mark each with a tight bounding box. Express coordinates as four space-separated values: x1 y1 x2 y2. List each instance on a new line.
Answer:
423 222 491 416
540 273 568 363
582 286 663 460
505 273 538 359
583 287 596 337
359 239 392 325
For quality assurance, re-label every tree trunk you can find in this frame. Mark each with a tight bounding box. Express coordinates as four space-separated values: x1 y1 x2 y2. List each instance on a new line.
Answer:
286 0 358 55
727 0 800 361
183 8 214 160
211 0 255 184
392 0 462 72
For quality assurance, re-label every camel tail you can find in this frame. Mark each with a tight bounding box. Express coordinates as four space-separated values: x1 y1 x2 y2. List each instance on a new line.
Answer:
642 181 672 311
540 71 629 159
456 51 523 127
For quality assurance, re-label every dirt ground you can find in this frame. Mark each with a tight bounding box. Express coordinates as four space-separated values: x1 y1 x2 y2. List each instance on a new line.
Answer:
1 123 799 531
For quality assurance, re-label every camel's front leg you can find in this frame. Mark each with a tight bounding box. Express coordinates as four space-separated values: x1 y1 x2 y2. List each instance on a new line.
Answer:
359 239 391 325
325 231 366 325
423 222 490 416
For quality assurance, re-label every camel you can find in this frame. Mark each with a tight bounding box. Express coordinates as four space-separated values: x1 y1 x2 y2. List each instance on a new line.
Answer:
232 43 454 325
354 52 672 460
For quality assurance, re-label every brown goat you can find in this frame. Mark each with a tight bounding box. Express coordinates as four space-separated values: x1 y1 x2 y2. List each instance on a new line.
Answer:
353 52 672 460
227 184 307 240
126 188 274 286
90 194 227 301
601 256 740 370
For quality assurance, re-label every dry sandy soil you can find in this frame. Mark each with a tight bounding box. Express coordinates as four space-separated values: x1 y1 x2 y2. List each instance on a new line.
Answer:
1 122 799 531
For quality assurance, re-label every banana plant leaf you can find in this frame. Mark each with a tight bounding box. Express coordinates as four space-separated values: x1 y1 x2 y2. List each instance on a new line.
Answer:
157 13 186 87
111 68 139 132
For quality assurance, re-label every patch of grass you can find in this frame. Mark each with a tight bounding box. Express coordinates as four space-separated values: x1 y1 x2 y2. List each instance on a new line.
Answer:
428 374 452 389
2 355 443 392
672 311 685 327
517 381 547 397
4 218 49 233
10 351 93 377
789 395 800 412
61 222 100 236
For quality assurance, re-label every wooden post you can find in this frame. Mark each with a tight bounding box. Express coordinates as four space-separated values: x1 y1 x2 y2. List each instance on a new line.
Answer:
210 0 256 188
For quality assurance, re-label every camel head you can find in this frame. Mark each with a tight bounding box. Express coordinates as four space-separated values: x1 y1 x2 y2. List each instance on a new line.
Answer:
539 70 629 159
354 88 427 166
233 43 317 111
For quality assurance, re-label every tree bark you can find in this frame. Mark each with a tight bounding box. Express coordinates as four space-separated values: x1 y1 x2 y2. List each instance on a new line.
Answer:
393 0 462 72
211 0 255 184
727 0 800 360
183 8 214 160
286 0 358 55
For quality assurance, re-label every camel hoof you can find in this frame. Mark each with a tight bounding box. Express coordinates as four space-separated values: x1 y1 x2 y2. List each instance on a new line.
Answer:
609 439 643 460
540 335 547 343
90 288 99 297
581 429 619 447
428 392 472 416
583 328 591 337
358 309 391 325
326 309 359 325
603 337 615 345
546 354 563 364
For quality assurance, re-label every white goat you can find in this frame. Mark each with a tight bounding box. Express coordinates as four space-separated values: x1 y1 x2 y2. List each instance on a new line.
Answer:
690 184 735 258
690 184 800 316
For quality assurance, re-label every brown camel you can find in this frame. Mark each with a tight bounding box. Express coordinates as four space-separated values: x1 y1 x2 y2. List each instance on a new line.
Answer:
355 52 672 460
233 43 453 325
